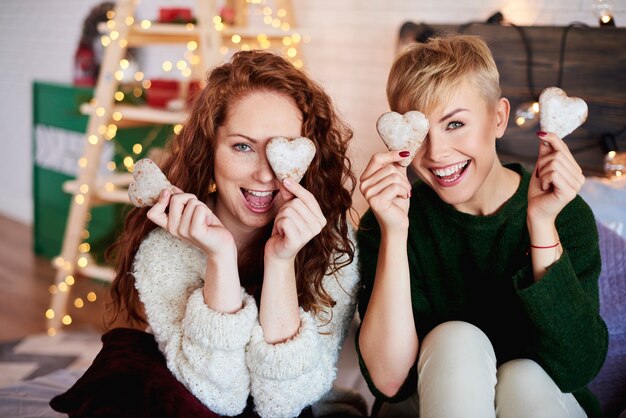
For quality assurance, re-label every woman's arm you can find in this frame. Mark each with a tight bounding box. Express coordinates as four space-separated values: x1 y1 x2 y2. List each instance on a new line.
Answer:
517 197 608 392
247 227 361 418
523 131 608 390
133 229 256 416
358 228 417 397
356 151 418 397
259 177 327 343
527 131 585 280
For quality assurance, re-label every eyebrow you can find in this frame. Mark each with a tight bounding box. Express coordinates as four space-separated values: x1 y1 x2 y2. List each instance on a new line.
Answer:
228 133 259 143
438 108 468 123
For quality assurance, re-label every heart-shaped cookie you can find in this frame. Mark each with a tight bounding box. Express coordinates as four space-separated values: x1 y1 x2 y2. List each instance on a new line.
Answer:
539 87 588 139
266 136 316 183
128 158 175 207
376 110 429 166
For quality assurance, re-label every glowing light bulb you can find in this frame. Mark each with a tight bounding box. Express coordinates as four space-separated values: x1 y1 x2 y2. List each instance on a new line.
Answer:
77 256 88 268
604 151 626 178
592 0 616 26
514 101 539 129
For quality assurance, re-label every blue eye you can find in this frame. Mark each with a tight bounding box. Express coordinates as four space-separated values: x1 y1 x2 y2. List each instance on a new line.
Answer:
234 143 252 152
447 121 464 130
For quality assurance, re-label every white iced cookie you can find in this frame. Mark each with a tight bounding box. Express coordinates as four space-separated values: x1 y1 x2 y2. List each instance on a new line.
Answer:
539 87 588 139
128 158 175 207
376 110 429 166
266 136 316 183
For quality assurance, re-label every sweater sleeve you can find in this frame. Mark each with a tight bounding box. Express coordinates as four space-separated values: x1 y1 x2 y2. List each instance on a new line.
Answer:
246 225 361 418
513 196 609 392
133 228 257 416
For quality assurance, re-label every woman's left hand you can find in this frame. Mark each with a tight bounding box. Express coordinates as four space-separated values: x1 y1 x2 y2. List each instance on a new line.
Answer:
265 177 326 261
528 131 585 222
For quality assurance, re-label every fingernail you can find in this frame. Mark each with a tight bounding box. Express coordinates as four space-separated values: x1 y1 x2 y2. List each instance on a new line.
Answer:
283 177 293 187
399 151 410 157
536 131 547 137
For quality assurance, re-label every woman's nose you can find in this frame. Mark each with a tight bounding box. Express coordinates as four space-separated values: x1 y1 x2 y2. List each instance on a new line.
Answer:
424 133 449 162
254 154 276 183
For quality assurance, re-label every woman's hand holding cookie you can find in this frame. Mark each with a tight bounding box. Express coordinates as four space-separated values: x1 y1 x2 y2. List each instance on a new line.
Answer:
359 150 412 233
529 87 587 223
528 131 585 223
147 188 236 257
265 177 326 261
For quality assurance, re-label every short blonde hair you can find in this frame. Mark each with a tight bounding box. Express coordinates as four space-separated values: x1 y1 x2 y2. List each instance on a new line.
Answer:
387 34 501 114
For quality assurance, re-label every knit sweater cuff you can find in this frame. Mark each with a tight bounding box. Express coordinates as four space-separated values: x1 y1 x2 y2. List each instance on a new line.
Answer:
247 308 321 379
517 252 589 323
182 287 257 350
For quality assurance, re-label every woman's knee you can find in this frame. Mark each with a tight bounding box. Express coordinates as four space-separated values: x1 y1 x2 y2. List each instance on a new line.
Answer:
496 359 586 418
419 321 495 365
417 322 498 418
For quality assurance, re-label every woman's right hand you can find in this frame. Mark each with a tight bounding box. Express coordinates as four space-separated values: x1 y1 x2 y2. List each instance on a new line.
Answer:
147 188 236 257
359 150 412 232
148 188 242 312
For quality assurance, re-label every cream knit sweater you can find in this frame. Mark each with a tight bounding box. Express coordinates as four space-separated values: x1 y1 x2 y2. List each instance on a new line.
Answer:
132 226 361 418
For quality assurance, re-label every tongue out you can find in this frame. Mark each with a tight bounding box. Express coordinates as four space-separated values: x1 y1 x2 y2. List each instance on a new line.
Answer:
243 190 274 208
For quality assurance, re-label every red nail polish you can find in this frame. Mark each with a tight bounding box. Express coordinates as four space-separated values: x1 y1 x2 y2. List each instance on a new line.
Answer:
536 131 547 137
399 151 410 157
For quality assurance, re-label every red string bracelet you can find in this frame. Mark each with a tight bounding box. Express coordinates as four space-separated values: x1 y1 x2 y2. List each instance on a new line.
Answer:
530 242 560 249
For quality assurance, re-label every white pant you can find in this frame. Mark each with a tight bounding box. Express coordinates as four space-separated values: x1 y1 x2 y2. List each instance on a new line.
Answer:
377 321 587 418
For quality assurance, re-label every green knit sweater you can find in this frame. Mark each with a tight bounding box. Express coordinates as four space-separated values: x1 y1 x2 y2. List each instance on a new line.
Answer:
356 163 609 417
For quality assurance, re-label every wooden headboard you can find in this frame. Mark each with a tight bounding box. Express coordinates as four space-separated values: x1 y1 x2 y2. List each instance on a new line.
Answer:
401 23 626 175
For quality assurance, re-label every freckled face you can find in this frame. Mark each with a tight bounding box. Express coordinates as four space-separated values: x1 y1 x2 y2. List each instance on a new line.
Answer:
213 91 303 233
410 81 506 211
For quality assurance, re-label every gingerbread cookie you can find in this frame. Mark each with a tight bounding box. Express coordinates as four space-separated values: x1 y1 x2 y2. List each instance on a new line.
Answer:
128 158 175 207
376 110 429 166
539 87 588 139
266 136 316 183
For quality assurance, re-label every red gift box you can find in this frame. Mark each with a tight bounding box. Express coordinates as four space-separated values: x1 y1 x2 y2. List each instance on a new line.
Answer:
145 79 180 108
159 8 193 23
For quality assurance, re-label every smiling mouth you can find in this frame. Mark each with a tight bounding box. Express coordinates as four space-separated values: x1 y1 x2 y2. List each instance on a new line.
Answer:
431 160 470 183
241 188 278 209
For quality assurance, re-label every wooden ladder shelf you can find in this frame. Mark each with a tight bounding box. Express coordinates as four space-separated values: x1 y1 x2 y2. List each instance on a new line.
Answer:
47 0 299 332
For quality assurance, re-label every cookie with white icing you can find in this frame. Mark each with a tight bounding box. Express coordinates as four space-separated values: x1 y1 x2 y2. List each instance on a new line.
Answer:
266 136 316 183
128 158 175 207
376 110 429 166
539 87 588 139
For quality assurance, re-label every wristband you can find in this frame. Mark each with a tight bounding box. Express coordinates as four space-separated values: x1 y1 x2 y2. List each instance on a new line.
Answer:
530 242 560 249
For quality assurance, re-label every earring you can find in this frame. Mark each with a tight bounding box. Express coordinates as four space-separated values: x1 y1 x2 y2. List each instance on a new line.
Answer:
208 179 217 193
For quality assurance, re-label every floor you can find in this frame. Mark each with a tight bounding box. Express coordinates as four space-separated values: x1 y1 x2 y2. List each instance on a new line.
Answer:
0 214 123 343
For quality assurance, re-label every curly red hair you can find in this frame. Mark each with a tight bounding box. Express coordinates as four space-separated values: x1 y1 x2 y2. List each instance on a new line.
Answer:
106 50 356 327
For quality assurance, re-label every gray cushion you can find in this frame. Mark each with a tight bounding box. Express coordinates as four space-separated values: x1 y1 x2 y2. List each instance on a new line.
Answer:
588 221 626 418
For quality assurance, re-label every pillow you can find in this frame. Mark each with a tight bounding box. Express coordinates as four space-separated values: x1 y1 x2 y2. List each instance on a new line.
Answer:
49 328 221 418
588 222 626 418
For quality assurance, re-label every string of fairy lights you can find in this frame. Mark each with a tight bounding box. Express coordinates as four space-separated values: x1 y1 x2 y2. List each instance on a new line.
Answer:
46 0 304 335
